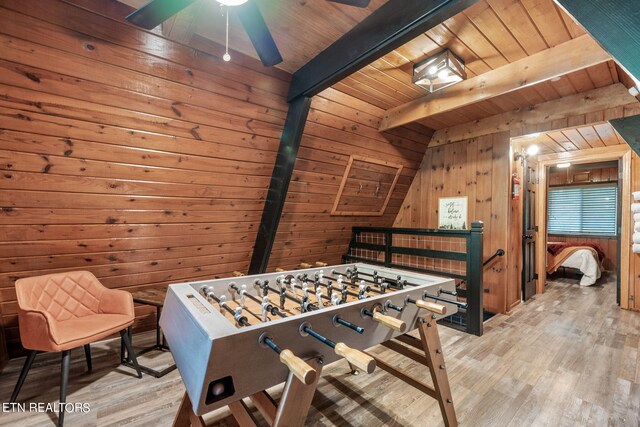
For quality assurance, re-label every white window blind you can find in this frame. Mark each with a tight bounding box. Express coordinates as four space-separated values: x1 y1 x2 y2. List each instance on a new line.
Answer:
547 184 618 236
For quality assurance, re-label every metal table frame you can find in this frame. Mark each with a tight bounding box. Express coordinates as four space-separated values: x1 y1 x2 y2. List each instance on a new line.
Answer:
121 301 177 378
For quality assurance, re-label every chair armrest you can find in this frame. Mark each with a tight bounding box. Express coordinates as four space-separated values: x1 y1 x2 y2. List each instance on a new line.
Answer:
99 288 135 318
18 308 59 349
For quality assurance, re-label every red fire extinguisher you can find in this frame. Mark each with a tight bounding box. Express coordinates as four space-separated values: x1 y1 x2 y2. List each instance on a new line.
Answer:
512 174 520 200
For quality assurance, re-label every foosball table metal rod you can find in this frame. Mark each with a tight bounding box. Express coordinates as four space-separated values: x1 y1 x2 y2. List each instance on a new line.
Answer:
259 334 317 385
423 292 468 310
230 282 292 320
299 323 376 374
332 315 365 334
200 286 251 327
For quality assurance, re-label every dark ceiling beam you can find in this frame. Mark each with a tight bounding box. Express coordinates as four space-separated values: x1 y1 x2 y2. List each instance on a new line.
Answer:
610 115 640 157
287 0 479 102
554 0 640 82
248 96 312 274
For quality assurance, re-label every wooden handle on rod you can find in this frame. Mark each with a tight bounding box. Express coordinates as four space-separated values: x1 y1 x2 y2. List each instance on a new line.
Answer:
299 263 312 269
334 343 376 374
415 300 447 315
279 349 317 385
315 261 328 267
232 271 244 277
372 312 407 332
275 268 285 272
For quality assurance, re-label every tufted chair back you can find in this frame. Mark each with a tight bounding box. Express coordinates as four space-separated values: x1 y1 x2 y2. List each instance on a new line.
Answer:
16 271 107 321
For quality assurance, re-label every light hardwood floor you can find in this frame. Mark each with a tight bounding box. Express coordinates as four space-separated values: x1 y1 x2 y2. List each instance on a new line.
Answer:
1 273 638 426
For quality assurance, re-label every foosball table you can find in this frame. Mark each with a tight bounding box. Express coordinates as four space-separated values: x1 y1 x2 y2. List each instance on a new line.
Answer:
161 263 459 426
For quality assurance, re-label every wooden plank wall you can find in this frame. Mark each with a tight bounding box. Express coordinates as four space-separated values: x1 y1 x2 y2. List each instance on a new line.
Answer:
267 88 432 270
0 303 6 371
506 144 524 312
0 0 434 356
393 132 512 314
0 0 293 356
548 166 618 185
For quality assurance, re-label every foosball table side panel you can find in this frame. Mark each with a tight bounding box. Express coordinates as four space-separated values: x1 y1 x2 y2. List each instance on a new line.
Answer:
161 287 218 412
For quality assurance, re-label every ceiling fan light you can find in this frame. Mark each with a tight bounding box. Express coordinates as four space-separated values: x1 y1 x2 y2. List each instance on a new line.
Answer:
217 0 248 6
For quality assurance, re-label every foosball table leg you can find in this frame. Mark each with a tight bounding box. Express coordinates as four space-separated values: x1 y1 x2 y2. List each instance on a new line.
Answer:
172 392 205 427
367 315 457 427
418 318 457 427
228 355 323 427
229 399 260 427
273 355 323 427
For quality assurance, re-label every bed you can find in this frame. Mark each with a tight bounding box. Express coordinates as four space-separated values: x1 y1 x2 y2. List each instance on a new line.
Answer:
546 242 605 286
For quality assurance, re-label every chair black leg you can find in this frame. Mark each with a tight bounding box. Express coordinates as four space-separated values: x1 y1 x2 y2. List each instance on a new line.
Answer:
119 330 142 379
58 350 71 427
84 344 92 372
10 350 37 403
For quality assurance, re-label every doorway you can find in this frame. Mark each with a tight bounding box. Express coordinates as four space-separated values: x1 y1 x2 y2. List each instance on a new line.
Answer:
510 124 634 306
544 160 620 292
536 145 631 301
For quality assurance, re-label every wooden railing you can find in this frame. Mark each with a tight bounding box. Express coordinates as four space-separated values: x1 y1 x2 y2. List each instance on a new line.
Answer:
343 222 485 336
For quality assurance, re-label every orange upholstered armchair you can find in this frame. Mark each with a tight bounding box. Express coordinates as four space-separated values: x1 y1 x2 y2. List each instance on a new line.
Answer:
10 271 142 426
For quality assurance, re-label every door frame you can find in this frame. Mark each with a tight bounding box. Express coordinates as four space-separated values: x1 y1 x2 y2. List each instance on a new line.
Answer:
521 156 538 301
535 144 631 306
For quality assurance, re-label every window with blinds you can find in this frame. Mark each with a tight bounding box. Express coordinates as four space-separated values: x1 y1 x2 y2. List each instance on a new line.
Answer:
547 184 618 236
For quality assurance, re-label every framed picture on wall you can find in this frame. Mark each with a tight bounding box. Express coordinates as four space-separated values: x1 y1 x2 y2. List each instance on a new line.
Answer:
438 196 468 230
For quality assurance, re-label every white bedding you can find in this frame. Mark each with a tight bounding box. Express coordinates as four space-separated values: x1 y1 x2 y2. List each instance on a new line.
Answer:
560 249 601 286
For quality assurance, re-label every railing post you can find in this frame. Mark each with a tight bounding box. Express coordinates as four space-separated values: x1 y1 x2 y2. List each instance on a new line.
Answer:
467 221 484 336
384 232 392 266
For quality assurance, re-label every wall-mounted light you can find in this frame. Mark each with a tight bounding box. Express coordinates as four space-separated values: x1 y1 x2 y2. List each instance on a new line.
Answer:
526 145 539 156
413 49 466 93
514 144 539 163
556 162 571 168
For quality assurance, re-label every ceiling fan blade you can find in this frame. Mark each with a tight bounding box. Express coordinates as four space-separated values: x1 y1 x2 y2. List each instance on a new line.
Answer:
236 1 283 67
125 0 197 29
327 0 371 7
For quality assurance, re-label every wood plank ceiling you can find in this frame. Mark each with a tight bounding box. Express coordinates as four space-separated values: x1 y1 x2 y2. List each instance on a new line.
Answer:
512 122 628 155
117 0 632 132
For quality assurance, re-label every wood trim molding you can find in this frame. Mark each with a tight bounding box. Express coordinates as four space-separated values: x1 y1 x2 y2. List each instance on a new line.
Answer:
331 155 403 217
534 145 630 302
380 35 610 131
432 84 639 146
620 150 632 309
537 143 631 162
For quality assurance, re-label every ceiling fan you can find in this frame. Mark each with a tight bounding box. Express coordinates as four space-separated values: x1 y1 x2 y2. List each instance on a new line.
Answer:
125 0 372 67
